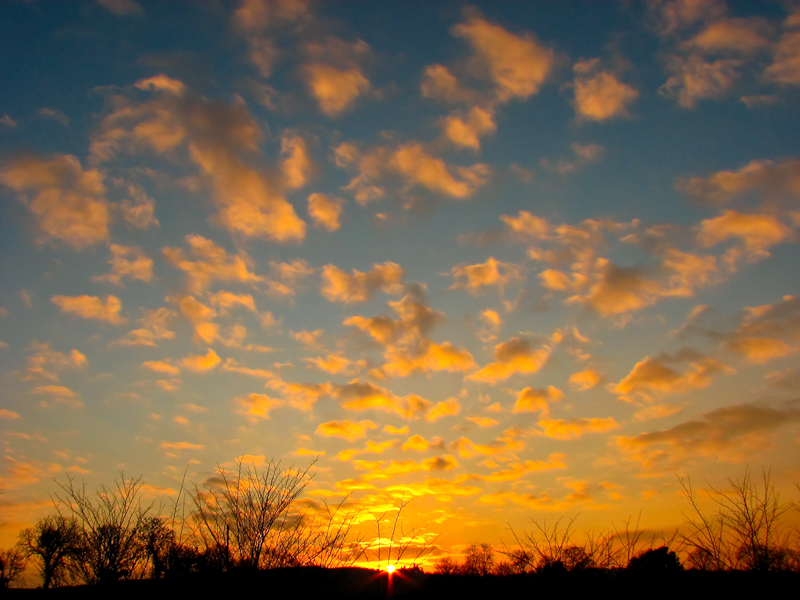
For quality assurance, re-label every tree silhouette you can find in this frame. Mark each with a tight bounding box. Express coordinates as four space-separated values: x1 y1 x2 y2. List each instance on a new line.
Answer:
17 515 81 588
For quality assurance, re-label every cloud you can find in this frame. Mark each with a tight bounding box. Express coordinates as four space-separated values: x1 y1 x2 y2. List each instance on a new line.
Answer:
268 380 331 411
388 143 491 198
32 385 83 408
304 352 366 375
568 368 603 391
51 295 126 325
333 379 433 420
97 0 143 16
380 340 476 378
420 64 479 105
401 434 440 452
618 398 800 468
442 106 496 150
176 295 218 344
336 439 397 461
688 17 773 53
38 108 70 126
450 257 523 294
357 455 460 480
0 114 16 128
426 397 461 422
235 393 284 419
538 417 620 440
163 234 262 294
676 158 800 206
634 403 686 422
160 441 204 452
0 154 109 250
467 416 498 428
696 210 793 259
117 181 159 229
468 337 551 383
209 291 257 314
23 341 86 381
281 134 313 189
93 244 153 285
315 419 377 441
90 81 306 242
452 16 554 102
303 64 371 117
142 360 180 376
765 13 800 85
572 62 639 122
612 350 734 402
659 54 741 108
0 409 20 420
307 192 343 231
479 453 566 482
181 349 221 372
320 262 404 303
383 476 482 499
451 435 524 459
720 296 800 364
512 385 564 414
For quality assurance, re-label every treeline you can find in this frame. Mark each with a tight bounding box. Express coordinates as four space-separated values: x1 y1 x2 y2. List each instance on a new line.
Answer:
433 468 800 576
0 459 361 589
1 465 798 589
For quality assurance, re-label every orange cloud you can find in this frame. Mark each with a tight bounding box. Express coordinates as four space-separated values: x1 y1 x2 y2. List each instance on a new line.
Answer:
388 143 491 199
612 352 734 402
426 398 461 422
304 64 371 117
452 16 554 102
93 244 153 285
91 83 306 242
686 17 772 54
142 360 180 376
160 441 204 451
321 262 404 303
336 439 397 461
451 257 523 294
281 134 313 190
163 235 262 294
359 455 460 480
480 453 566 482
572 62 639 122
304 352 366 375
315 419 377 441
383 476 482 499
696 210 792 259
467 416 498 428
468 337 551 383
51 294 126 325
420 64 479 104
235 393 284 419
333 379 432 420
677 158 800 205
32 385 83 408
114 308 175 347
181 349 221 372
442 106 496 150
618 398 800 468
23 341 86 382
0 154 109 249
512 385 564 414
307 192 343 231
568 368 603 391
381 341 476 378
659 55 741 108
538 417 620 440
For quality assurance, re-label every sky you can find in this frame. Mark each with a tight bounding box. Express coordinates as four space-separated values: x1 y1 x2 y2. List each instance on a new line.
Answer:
1 0 799 564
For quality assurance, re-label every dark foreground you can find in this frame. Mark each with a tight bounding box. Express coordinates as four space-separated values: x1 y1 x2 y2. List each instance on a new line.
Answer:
5 567 800 599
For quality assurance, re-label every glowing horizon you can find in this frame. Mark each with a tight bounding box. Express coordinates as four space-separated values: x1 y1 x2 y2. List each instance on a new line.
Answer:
1 0 799 570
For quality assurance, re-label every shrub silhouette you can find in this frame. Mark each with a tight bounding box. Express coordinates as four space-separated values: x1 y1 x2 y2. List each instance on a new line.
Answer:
627 546 682 573
17 515 82 588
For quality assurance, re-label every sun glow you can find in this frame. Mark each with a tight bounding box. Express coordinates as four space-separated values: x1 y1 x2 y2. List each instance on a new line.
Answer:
385 564 396 574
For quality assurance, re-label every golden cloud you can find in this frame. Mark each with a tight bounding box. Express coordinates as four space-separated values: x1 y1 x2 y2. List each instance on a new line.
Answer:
512 385 564 414
442 106 496 151
93 244 153 286
235 393 284 419
572 64 639 122
315 419 377 441
163 235 262 294
426 397 461 422
181 349 221 372
538 417 620 440
281 134 313 190
451 257 523 294
0 154 109 250
696 210 792 259
23 341 86 382
480 453 567 482
381 341 476 378
468 337 551 383
612 351 734 402
568 369 603 391
51 294 126 325
320 262 404 303
307 192 344 231
304 64 371 117
114 307 175 347
142 360 180 376
452 16 554 102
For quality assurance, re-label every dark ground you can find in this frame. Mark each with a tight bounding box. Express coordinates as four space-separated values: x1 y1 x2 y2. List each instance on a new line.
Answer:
5 567 799 599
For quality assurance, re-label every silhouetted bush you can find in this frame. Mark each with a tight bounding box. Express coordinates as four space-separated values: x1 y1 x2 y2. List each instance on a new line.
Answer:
627 546 682 573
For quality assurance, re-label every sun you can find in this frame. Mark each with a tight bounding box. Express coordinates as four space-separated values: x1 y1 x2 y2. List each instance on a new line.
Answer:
385 564 396 574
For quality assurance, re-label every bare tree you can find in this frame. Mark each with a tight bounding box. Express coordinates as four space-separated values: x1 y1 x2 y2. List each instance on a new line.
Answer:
0 548 26 588
461 543 494 576
434 556 457 574
17 515 81 588
679 467 792 571
365 497 438 569
189 458 314 570
51 473 154 584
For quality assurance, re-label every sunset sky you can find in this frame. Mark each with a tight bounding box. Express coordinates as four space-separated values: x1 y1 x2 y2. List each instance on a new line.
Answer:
1 0 799 563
